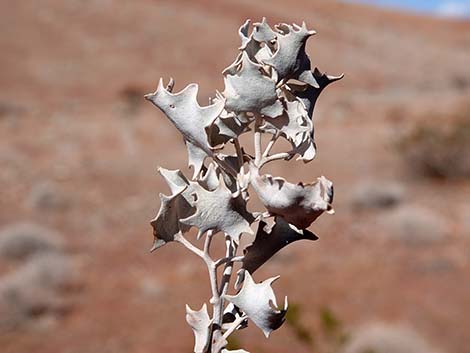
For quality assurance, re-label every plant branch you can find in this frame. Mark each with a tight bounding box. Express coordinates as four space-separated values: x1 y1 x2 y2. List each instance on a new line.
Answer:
204 230 213 258
254 116 262 167
233 138 244 171
259 151 295 168
222 314 248 339
218 238 237 297
262 134 278 158
214 155 238 178
214 255 244 268
175 233 205 259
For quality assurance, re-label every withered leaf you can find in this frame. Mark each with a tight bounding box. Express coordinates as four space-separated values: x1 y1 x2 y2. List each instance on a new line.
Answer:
208 110 251 147
186 303 212 353
261 90 316 161
292 68 344 118
225 271 287 337
249 163 334 229
223 52 283 118
150 168 195 250
263 22 317 86
181 177 254 242
242 218 318 275
252 17 277 43
145 79 225 177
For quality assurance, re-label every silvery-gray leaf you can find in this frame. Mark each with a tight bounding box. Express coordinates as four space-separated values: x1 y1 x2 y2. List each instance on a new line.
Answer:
237 19 268 62
252 17 276 43
261 90 313 152
186 141 209 179
254 45 274 64
222 53 243 76
145 79 225 177
186 303 212 353
181 176 254 242
208 110 251 147
158 167 198 211
150 168 196 250
225 271 288 337
293 68 344 117
263 22 317 86
199 163 219 191
238 19 251 49
223 52 283 118
249 163 334 229
150 185 189 251
261 89 318 162
237 112 254 124
293 138 316 162
219 152 253 195
159 167 191 195
242 218 318 275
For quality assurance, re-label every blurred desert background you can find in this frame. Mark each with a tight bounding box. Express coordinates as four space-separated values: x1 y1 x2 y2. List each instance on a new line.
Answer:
0 1 469 353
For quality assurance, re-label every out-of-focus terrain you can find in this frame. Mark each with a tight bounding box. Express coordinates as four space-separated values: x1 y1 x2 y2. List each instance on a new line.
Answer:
0 1 469 353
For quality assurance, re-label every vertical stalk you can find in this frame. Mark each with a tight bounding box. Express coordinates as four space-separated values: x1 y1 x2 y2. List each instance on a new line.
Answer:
210 237 237 353
254 116 262 167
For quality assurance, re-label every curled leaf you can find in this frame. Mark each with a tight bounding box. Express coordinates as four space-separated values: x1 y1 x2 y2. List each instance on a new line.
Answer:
150 168 195 251
249 163 334 229
252 17 277 43
208 110 251 147
199 163 219 191
181 176 254 242
292 68 344 118
223 52 283 118
225 271 287 337
263 22 317 86
186 303 212 353
242 218 318 275
150 187 187 251
261 90 316 161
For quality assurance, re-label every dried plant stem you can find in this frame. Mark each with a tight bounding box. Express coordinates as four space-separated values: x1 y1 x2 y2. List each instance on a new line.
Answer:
222 314 248 339
254 116 263 166
214 155 239 177
175 233 205 259
210 237 238 353
214 255 244 268
262 134 278 158
219 239 237 296
233 138 244 169
260 151 293 168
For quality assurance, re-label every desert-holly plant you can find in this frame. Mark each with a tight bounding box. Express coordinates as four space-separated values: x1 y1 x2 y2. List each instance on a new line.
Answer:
145 18 342 353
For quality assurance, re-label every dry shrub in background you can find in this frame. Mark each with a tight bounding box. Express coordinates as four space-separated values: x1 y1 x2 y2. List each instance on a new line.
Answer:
0 223 64 261
342 323 441 353
0 253 78 331
27 181 70 212
378 205 448 246
399 105 470 179
0 223 79 332
350 180 404 210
